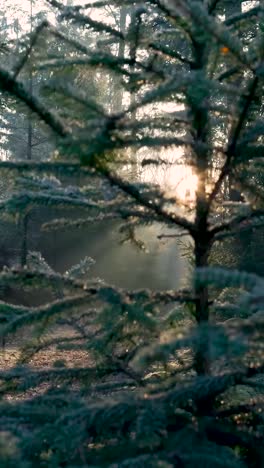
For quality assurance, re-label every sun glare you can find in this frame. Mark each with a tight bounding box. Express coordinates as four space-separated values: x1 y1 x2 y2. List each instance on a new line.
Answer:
172 167 198 202
162 164 198 203
141 154 198 204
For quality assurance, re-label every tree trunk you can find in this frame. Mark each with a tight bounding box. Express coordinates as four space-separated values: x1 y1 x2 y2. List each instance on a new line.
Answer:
21 0 33 266
20 213 29 267
194 241 210 375
194 176 211 375
113 6 127 113
191 40 211 375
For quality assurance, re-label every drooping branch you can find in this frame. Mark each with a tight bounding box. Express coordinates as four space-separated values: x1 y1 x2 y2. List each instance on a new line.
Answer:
13 19 104 77
0 268 195 311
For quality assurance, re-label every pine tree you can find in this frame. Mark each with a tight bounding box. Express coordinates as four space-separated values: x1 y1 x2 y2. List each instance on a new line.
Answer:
0 1 263 467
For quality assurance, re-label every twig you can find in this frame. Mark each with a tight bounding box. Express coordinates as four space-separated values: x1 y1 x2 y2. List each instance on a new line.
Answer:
157 232 190 239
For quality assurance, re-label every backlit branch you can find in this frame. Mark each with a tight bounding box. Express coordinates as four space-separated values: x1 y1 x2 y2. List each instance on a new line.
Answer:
0 66 68 137
46 0 124 39
13 20 49 78
98 166 195 233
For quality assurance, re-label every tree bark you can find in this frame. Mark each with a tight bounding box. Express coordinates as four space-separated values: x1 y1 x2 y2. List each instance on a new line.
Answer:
21 0 34 267
190 36 211 375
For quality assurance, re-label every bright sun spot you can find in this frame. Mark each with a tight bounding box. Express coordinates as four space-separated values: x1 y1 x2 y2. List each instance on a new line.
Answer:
140 142 198 204
141 154 198 203
172 167 198 202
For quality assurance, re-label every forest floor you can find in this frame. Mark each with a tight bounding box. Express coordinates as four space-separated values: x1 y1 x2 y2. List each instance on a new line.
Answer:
0 327 98 400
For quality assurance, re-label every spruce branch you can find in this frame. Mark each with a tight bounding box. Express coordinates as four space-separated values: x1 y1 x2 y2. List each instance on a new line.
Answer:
211 209 264 237
36 55 132 76
227 77 259 156
0 366 111 389
97 166 195 233
148 41 194 66
18 336 88 365
208 0 221 15
43 21 103 56
0 191 102 213
0 66 68 137
14 19 100 74
163 364 264 410
217 66 241 82
13 20 49 78
224 6 261 27
43 80 107 117
106 354 144 386
0 160 87 172
1 293 91 337
204 420 264 455
165 0 252 69
46 0 124 39
215 403 264 420
208 76 259 208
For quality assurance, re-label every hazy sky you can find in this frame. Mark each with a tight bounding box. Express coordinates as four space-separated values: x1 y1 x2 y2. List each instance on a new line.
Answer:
0 0 259 38
0 1 96 37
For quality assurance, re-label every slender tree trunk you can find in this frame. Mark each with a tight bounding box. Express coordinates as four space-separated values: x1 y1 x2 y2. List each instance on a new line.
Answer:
21 214 29 267
20 88 33 267
194 254 210 375
21 0 33 267
113 6 127 112
225 1 243 202
27 75 33 161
